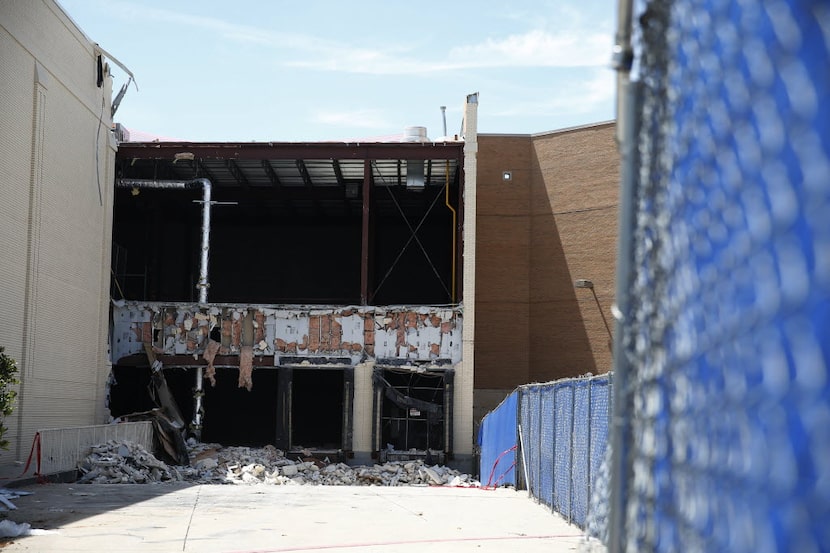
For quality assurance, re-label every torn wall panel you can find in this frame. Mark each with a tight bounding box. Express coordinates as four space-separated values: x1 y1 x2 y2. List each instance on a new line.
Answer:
111 302 463 366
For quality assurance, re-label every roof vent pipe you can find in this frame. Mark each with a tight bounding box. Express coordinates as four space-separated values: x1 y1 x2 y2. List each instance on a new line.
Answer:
440 106 447 137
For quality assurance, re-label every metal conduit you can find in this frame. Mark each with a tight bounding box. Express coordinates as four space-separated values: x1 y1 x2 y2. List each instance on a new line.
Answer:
115 177 212 439
444 161 457 304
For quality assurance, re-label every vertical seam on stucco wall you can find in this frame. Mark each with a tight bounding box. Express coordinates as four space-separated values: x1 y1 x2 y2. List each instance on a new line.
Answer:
459 99 478 455
18 62 47 459
95 128 116 424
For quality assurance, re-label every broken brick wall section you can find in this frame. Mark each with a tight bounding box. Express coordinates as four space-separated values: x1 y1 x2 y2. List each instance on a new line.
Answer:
111 301 463 366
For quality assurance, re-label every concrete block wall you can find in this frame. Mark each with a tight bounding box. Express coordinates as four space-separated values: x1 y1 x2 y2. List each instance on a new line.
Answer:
0 1 115 466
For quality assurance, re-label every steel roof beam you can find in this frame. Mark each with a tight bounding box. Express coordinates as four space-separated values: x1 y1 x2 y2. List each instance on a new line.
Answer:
117 142 464 162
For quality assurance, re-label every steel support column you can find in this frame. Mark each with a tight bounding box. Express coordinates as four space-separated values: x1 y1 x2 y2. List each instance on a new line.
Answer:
360 159 373 304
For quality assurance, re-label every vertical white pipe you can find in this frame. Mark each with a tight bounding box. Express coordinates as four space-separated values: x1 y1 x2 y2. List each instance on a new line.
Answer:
114 177 212 439
195 178 211 304
193 178 210 439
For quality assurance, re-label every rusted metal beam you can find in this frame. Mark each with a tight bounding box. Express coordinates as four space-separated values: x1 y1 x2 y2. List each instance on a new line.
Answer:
115 354 276 368
196 159 217 184
332 160 345 186
361 159 373 305
226 159 249 189
295 160 313 188
261 159 282 188
117 142 464 162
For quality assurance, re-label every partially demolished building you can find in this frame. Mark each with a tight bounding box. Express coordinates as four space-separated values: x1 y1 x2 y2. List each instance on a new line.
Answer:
106 118 620 470
108 108 479 466
2 0 619 477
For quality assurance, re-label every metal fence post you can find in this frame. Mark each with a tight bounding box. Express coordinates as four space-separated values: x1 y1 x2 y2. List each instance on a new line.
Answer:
608 78 641 553
551 384 556 512
569 382 576 523
587 377 593 519
536 386 543 502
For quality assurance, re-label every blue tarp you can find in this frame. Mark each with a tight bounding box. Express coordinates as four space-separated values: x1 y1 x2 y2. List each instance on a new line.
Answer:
479 391 518 487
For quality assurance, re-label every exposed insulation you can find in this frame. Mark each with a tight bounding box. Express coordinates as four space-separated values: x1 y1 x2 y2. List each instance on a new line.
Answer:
202 339 220 387
111 302 463 365
238 345 253 391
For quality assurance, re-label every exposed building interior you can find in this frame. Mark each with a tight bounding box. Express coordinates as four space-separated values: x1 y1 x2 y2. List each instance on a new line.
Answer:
108 137 465 461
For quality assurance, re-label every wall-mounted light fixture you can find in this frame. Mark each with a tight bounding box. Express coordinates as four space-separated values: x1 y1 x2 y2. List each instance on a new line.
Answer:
502 171 512 182
575 278 612 347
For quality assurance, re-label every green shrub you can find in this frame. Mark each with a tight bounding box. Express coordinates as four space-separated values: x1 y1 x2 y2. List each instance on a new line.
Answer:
0 348 19 451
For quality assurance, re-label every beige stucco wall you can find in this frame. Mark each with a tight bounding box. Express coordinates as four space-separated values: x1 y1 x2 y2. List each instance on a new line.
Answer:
0 0 115 465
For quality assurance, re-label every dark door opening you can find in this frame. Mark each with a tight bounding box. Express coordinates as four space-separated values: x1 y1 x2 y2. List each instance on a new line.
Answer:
276 366 354 455
373 367 453 458
201 367 278 446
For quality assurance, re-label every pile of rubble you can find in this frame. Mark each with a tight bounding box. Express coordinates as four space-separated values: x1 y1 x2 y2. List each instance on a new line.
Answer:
77 441 184 484
76 440 479 488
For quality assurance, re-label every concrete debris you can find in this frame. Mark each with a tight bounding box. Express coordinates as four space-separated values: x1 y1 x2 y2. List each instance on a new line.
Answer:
77 440 183 484
0 489 33 511
77 439 480 488
0 520 58 537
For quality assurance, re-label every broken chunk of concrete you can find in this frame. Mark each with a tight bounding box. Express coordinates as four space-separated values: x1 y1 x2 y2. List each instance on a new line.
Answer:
194 458 218 471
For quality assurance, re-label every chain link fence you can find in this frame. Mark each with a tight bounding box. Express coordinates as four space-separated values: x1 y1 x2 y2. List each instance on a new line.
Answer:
478 374 613 529
610 0 830 551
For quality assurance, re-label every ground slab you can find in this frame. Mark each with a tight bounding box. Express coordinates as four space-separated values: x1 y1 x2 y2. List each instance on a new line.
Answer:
0 482 586 552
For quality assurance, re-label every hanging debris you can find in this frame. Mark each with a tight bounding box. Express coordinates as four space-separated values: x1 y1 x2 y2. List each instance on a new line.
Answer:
238 345 253 391
202 339 220 386
76 439 479 488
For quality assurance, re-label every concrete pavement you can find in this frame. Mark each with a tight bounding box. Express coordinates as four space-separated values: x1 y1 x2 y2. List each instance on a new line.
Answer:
0 482 587 552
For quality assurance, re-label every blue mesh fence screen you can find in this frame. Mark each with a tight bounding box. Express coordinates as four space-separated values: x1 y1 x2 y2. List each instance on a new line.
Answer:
526 386 541 497
589 378 610 486
572 381 590 526
539 385 556 508
478 375 612 529
478 391 517 487
614 0 830 551
519 389 532 491
554 383 573 517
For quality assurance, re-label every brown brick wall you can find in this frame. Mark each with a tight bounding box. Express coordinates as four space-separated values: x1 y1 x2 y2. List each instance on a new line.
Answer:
475 123 619 390
529 123 618 379
474 135 532 388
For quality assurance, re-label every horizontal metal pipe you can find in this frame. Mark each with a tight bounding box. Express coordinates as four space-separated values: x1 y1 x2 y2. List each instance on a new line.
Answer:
116 178 196 189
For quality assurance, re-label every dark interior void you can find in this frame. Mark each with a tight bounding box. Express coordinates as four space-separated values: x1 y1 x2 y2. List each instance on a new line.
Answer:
201 368 278 446
111 184 457 305
108 366 195 425
290 369 344 449
108 365 278 447
379 369 446 452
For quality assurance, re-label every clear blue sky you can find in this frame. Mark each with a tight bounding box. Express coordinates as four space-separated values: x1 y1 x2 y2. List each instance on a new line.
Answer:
59 0 617 142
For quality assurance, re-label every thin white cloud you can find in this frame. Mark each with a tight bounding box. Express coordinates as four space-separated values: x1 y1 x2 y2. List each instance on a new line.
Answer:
447 29 611 68
285 29 611 74
491 69 616 118
101 1 610 75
